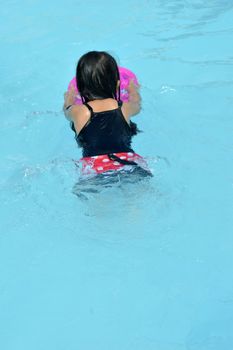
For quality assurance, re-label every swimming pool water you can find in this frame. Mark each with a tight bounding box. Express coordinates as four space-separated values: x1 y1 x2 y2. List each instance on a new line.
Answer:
1 1 233 349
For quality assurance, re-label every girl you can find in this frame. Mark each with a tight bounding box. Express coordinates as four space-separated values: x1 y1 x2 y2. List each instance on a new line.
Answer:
63 51 152 177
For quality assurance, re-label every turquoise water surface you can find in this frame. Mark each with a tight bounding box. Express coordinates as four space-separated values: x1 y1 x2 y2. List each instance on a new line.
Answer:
1 1 233 349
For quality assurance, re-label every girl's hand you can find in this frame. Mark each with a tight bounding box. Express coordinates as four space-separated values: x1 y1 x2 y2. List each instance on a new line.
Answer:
122 80 141 118
63 86 77 120
64 86 76 108
127 79 141 104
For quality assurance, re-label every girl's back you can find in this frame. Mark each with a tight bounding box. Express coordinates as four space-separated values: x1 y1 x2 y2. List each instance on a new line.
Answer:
71 99 138 157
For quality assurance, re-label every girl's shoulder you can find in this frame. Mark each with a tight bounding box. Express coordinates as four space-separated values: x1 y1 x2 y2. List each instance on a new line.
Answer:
70 104 91 118
69 104 92 134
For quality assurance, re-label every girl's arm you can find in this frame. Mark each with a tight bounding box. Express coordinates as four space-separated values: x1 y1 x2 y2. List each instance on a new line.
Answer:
122 80 141 121
63 87 77 121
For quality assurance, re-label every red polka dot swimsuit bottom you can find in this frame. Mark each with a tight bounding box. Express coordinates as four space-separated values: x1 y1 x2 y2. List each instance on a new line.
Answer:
79 152 151 176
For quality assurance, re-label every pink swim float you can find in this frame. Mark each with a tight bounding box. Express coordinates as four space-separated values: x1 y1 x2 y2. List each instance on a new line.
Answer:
67 66 139 105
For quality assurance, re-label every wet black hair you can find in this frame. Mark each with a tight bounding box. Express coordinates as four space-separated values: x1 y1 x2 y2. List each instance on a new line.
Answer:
76 51 120 103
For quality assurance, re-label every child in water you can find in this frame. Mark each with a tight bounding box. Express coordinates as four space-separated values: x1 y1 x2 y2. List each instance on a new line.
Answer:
63 51 152 177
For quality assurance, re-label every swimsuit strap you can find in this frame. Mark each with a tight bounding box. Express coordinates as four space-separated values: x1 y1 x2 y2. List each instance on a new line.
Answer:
108 153 137 166
85 101 122 114
84 103 94 115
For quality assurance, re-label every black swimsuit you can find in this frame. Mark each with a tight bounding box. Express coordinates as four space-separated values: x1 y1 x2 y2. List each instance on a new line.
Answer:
70 101 139 157
70 101 152 176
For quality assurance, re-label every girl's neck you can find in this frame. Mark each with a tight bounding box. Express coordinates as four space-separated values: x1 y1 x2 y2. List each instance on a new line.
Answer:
88 97 116 102
86 98 119 112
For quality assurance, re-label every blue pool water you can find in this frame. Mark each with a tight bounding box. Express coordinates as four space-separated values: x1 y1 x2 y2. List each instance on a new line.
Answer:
1 1 233 349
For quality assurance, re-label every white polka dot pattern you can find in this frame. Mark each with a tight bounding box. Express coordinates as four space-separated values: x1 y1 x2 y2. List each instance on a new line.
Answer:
80 152 145 175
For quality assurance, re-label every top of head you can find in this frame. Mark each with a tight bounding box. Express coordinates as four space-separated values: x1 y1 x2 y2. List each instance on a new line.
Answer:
76 51 120 103
68 51 139 104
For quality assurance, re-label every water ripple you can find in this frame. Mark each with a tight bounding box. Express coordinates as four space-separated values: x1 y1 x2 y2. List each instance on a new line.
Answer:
139 27 233 41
